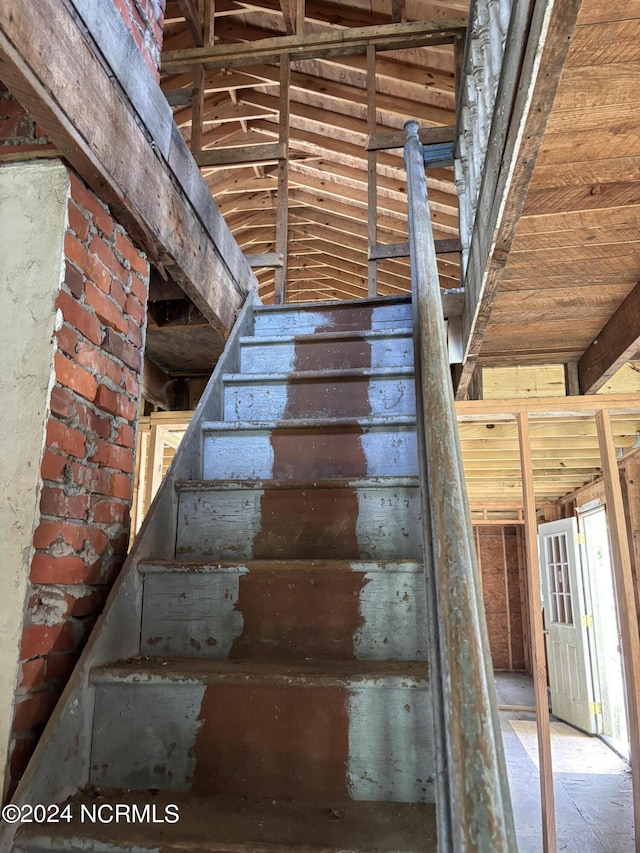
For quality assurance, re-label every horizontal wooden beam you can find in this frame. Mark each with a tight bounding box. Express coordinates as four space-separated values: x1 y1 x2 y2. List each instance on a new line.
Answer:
245 252 284 267
370 238 462 259
162 18 468 71
456 393 640 421
366 124 455 151
195 142 286 167
578 281 640 394
0 0 257 337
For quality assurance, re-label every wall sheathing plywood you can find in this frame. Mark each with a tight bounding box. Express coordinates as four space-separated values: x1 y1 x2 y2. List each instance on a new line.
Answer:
475 525 527 672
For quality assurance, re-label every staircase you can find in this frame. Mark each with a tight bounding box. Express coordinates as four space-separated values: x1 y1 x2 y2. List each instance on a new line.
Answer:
15 293 439 852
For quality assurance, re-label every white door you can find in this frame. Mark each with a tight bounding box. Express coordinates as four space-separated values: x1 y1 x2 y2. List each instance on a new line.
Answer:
538 518 598 733
579 505 629 757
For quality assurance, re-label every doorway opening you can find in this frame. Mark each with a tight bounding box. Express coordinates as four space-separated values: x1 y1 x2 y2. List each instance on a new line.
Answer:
538 508 629 759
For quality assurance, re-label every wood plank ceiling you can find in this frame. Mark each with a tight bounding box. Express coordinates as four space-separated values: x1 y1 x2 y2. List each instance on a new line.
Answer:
160 0 466 304
479 0 640 383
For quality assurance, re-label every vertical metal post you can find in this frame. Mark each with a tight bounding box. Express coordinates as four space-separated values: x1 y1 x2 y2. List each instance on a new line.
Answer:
405 119 517 852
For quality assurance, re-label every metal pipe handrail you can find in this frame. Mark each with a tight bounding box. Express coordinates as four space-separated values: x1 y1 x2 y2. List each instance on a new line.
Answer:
404 119 517 852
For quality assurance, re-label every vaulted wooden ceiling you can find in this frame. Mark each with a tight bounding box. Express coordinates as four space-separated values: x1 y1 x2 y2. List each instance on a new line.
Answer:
160 0 466 304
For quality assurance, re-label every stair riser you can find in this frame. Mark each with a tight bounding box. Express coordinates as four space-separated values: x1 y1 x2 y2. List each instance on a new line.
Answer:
240 336 414 374
202 428 418 480
176 485 422 561
223 376 416 421
253 303 412 337
141 568 427 661
90 679 433 802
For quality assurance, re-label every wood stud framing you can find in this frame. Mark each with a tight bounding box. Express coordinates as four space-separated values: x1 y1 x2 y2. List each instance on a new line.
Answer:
517 412 557 853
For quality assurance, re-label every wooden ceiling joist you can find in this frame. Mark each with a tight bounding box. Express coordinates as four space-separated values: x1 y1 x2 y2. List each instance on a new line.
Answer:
579 280 640 394
162 18 468 71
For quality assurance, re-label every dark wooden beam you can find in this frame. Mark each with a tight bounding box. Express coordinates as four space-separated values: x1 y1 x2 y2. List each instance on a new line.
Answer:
579 281 640 394
0 0 256 336
366 124 455 152
245 252 284 267
162 18 468 71
195 142 286 167
177 0 204 45
370 238 462 260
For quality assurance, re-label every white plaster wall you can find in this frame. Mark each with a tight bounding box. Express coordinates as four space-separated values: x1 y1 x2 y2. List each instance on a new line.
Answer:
0 160 69 797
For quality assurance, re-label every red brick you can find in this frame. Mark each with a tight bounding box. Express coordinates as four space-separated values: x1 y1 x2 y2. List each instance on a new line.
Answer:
67 201 90 242
91 498 129 525
50 385 73 419
40 450 66 482
31 553 87 584
46 418 86 458
114 232 148 278
115 422 135 448
102 327 141 371
110 531 130 556
56 290 101 345
86 251 111 293
125 293 146 324
110 444 134 474
13 691 61 733
94 384 118 417
127 317 143 349
33 520 108 554
69 173 114 238
0 103 31 141
64 262 84 300
110 472 132 501
20 624 75 660
54 353 98 402
85 283 128 335
110 278 127 309
20 659 46 689
45 652 78 683
95 384 137 421
88 438 110 467
68 461 111 496
10 734 38 780
130 271 148 303
40 486 89 520
63 589 106 618
123 367 140 396
64 231 88 271
75 341 122 386
71 400 112 440
55 324 79 358
89 235 128 282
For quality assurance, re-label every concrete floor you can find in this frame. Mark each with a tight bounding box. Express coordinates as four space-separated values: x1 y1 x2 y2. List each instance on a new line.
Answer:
495 672 634 852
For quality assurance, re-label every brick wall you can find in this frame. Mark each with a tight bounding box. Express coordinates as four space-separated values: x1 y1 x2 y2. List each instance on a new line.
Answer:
114 0 166 80
8 171 150 795
0 83 56 158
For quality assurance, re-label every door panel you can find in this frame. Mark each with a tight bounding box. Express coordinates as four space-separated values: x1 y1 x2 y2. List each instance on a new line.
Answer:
539 518 598 733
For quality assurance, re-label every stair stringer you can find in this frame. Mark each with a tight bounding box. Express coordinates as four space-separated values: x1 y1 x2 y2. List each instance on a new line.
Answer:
1 290 260 850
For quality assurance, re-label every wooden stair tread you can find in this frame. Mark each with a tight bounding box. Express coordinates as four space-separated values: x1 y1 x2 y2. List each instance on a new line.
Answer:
240 327 413 345
254 294 412 313
201 415 417 431
222 366 415 383
16 791 436 852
